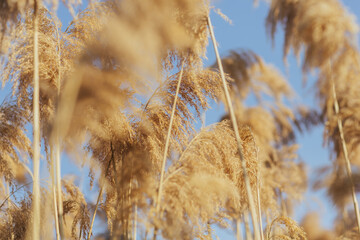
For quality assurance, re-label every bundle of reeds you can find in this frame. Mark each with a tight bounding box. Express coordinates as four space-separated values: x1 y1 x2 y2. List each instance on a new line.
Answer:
0 0 359 239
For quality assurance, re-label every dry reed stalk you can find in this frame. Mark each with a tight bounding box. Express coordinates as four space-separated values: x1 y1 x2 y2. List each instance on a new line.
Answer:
207 15 261 240
254 141 264 240
88 185 103 239
55 131 64 239
50 147 61 240
5 181 11 207
330 62 360 233
88 145 115 239
152 61 185 240
53 186 60 240
32 1 41 239
53 137 65 239
237 218 243 240
155 60 185 214
54 16 64 239
257 190 264 238
247 127 264 240
243 212 253 240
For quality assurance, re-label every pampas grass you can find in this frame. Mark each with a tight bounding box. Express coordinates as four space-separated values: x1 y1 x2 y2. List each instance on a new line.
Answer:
267 0 360 234
1 0 360 239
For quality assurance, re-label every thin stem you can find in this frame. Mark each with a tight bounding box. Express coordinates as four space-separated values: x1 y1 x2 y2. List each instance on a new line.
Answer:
155 60 185 214
161 128 207 187
132 180 138 240
243 212 253 240
54 11 64 239
88 187 103 239
0 181 34 210
5 180 12 208
329 61 360 233
236 218 243 240
152 61 185 240
32 1 41 239
247 127 264 240
163 166 183 186
207 14 261 240
144 83 163 111
50 147 60 240
53 186 60 240
55 134 64 238
88 143 114 239
257 192 264 240
177 130 202 162
253 134 264 240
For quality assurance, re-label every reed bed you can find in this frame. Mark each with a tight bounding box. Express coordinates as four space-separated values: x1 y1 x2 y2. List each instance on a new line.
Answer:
0 0 360 239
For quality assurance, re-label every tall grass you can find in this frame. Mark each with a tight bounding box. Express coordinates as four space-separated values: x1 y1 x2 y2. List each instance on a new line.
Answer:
0 0 360 239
